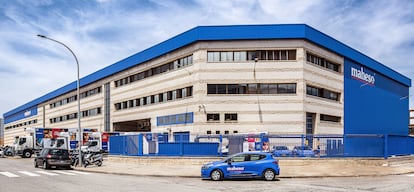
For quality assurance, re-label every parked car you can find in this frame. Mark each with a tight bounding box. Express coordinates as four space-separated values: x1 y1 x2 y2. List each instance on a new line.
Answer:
272 146 291 157
201 152 280 181
292 146 315 157
34 148 71 169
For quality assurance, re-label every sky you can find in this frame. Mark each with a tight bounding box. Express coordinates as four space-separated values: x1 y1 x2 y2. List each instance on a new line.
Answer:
1 0 414 117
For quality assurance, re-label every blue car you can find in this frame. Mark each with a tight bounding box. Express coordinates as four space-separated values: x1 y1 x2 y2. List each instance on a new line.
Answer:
201 152 280 181
292 146 315 157
272 146 291 157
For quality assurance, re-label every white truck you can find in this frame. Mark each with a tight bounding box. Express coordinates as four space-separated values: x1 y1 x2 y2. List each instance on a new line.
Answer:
81 132 102 152
13 128 70 158
13 128 103 158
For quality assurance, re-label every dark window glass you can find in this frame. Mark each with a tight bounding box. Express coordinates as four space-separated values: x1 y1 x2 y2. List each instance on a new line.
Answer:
227 84 239 94
217 85 226 94
225 113 237 121
247 84 257 94
207 84 217 94
320 114 341 122
207 114 220 121
288 50 296 60
186 86 193 97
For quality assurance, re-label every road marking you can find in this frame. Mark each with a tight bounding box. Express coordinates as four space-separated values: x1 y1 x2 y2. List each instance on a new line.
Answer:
0 172 19 177
406 174 414 177
36 171 59 176
67 170 92 175
52 170 76 175
18 171 40 177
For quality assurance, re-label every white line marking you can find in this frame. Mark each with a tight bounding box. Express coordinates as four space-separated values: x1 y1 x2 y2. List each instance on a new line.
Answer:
18 171 40 177
406 174 414 177
0 172 19 178
52 170 76 175
36 171 59 176
67 170 92 175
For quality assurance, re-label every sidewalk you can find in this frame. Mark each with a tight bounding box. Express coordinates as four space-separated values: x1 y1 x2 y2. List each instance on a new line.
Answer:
74 155 414 178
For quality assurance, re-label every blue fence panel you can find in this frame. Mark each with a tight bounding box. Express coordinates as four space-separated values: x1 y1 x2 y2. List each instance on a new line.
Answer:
110 133 414 158
388 135 414 156
109 136 125 155
158 143 182 156
183 143 219 156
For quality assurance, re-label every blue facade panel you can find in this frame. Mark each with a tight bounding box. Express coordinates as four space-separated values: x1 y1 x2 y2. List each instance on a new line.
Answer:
344 59 409 135
4 106 37 124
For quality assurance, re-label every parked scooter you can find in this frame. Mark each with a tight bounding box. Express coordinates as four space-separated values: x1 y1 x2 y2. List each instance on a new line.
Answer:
82 151 103 168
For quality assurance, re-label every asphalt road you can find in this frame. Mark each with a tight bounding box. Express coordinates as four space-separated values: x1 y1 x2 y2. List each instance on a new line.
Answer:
1 157 414 192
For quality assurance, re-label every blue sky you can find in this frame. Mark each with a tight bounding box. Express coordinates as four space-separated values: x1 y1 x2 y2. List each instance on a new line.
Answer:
1 0 414 116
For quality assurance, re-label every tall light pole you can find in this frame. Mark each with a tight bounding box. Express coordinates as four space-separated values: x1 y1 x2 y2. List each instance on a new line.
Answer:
37 34 82 166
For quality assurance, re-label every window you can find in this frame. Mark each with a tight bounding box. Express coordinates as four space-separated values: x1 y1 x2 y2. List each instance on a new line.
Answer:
186 86 193 97
277 83 296 94
306 52 340 72
207 83 296 95
207 84 217 94
207 52 220 62
207 113 220 122
320 114 341 122
208 50 295 62
306 85 340 101
247 84 257 94
225 113 238 121
217 85 226 94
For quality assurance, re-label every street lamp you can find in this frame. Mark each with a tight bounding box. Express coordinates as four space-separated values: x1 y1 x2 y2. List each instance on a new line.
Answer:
37 34 82 166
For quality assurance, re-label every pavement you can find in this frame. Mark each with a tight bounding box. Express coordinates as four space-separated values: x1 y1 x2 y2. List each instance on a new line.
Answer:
73 155 414 178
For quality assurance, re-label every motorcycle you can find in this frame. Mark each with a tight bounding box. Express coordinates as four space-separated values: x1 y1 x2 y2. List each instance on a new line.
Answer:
82 151 103 168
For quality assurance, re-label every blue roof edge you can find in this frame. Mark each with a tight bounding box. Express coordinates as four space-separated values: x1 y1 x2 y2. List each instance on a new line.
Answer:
4 24 411 119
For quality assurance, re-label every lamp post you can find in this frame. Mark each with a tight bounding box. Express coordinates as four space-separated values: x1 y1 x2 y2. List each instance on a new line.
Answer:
37 34 82 166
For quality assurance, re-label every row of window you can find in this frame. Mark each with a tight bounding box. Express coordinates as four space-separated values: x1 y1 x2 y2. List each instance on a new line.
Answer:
306 52 340 73
114 55 193 88
5 119 37 130
306 85 340 101
207 113 238 122
49 107 102 124
207 50 297 62
206 130 239 135
207 83 296 95
114 86 193 111
50 87 102 109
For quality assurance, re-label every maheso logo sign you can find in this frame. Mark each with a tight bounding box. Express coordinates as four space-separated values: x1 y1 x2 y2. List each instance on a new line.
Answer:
351 66 375 85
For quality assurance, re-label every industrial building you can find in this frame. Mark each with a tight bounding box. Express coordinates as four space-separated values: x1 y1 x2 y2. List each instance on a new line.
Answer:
2 24 412 155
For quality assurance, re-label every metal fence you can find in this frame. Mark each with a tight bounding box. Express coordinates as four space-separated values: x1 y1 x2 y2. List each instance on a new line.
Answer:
108 133 414 158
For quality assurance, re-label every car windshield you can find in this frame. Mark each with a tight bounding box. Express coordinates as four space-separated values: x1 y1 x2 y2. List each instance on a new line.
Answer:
50 149 69 156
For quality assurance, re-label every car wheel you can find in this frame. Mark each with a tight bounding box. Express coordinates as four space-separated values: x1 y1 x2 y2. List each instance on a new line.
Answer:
43 161 49 170
34 160 38 168
263 169 276 181
210 169 223 181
